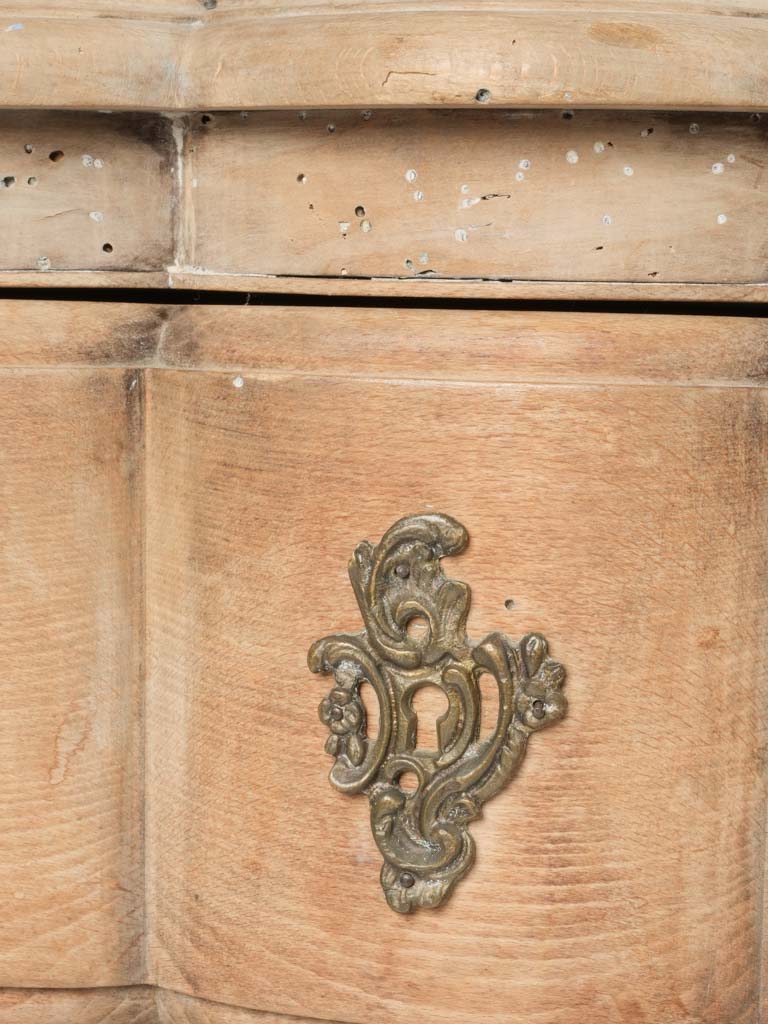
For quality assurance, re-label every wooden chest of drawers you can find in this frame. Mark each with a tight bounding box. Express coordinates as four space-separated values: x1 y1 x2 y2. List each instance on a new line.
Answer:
0 4 766 1023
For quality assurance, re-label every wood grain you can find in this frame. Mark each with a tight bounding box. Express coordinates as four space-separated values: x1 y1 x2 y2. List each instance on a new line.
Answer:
145 309 768 1024
0 301 164 368
0 303 765 1018
0 113 173 273
1 5 767 111
0 986 156 1024
0 109 766 298
191 8 768 112
2 270 768 302
160 305 768 386
5 300 768 388
156 989 342 1023
0 271 171 290
184 109 768 285
0 367 145 987
168 274 768 303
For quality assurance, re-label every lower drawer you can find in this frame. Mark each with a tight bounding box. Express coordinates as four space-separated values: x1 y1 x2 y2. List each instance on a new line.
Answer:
0 302 766 1024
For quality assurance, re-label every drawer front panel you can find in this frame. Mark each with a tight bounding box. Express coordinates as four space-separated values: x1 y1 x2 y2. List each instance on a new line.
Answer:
144 308 768 1024
1 303 764 1021
186 109 768 285
0 367 144 987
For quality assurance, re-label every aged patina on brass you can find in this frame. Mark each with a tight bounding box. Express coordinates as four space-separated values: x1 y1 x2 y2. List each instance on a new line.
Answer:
309 513 567 913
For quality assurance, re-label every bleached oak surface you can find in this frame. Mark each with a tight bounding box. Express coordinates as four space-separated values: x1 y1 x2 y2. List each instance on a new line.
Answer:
1 3 767 111
0 113 173 273
0 110 767 298
183 109 768 285
0 987 156 1023
0 363 145 987
1 302 766 1022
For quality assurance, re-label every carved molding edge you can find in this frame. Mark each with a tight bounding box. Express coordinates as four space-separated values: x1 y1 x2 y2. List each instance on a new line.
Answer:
308 513 567 913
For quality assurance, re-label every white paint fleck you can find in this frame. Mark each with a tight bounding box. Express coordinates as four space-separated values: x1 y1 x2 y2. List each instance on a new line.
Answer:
89 211 104 222
298 111 308 121
233 376 244 389
361 110 372 120
515 171 525 182
94 158 103 169
460 183 470 194
191 177 198 188
519 158 531 170
454 228 468 242
727 153 736 163
413 190 424 201
360 219 372 233
418 252 429 264
5 22 23 31
565 149 579 164
717 213 728 224
602 213 612 225
36 256 51 271
82 154 94 167
689 122 701 134
338 221 350 234
593 141 605 153
640 128 652 137
564 91 573 101
461 196 480 209
623 166 634 176
712 162 724 174
405 169 417 183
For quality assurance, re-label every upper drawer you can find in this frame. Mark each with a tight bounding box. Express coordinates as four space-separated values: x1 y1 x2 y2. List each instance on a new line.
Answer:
1 110 766 300
185 109 768 286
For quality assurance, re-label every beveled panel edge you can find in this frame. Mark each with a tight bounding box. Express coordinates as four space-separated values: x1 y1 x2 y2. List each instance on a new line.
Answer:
0 273 767 303
156 987 347 1023
0 986 156 1024
169 275 768 303
0 986 341 1024
0 300 767 389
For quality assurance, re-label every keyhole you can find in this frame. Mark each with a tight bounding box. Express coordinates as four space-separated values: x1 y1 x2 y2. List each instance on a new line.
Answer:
412 684 449 751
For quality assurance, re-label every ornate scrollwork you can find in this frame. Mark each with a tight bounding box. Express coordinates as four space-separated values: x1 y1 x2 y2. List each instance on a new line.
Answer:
308 513 567 913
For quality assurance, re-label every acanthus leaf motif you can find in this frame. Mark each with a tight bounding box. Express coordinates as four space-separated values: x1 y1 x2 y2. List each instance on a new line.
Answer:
309 513 567 913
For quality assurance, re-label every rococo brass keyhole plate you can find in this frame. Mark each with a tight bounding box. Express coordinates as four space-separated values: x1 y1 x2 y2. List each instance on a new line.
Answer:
309 513 567 913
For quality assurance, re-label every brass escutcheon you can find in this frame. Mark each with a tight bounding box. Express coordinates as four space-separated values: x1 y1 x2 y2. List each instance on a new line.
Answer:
309 513 567 913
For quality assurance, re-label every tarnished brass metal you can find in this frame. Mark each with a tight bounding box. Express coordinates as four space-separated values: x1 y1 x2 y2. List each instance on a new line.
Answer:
309 513 567 913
